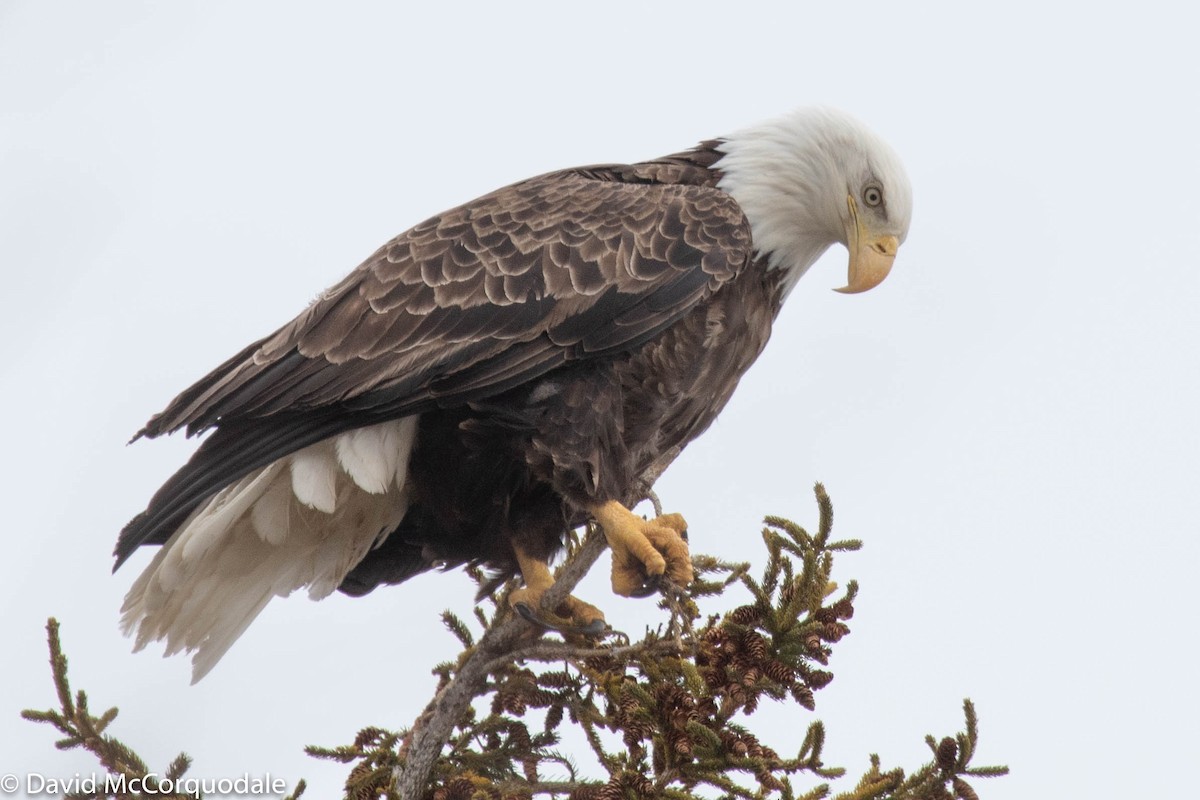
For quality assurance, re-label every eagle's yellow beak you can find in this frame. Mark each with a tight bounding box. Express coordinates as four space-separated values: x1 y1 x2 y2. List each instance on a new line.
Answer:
835 194 900 294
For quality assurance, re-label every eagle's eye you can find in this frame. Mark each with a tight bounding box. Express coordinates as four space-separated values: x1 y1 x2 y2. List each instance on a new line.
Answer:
863 186 883 207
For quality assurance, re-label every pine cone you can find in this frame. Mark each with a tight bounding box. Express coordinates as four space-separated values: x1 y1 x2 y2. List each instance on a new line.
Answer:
742 631 768 661
952 777 980 800
537 670 575 689
597 778 624 800
832 597 855 619
792 685 816 710
937 736 958 771
807 669 834 690
729 605 761 624
821 622 849 642
764 660 796 685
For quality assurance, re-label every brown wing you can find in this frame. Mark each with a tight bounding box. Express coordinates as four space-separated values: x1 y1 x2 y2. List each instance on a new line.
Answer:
115 163 751 566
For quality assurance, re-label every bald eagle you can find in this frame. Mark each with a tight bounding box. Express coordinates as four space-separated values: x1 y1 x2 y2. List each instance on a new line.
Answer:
116 108 912 681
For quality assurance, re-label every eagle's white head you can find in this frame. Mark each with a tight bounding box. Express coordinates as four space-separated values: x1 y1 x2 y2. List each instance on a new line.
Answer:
716 107 912 295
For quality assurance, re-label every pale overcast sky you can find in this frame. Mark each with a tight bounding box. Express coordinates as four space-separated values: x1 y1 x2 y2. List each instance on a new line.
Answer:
2 2 1198 798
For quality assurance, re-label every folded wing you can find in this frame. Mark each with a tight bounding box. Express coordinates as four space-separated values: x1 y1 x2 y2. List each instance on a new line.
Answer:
116 165 752 567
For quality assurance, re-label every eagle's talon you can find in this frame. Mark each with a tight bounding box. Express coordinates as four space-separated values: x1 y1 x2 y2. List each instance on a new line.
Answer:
573 618 611 637
512 601 541 625
627 573 661 598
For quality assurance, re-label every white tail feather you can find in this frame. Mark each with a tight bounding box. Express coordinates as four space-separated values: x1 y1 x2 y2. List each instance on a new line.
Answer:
290 443 338 512
250 477 293 545
336 425 401 494
176 463 284 565
121 416 419 682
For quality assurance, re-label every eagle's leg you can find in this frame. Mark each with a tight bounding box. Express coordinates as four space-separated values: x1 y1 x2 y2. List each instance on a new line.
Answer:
509 544 608 635
590 500 693 597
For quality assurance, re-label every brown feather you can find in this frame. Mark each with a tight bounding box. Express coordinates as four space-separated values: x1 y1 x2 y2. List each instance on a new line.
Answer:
117 149 751 565
143 169 748 440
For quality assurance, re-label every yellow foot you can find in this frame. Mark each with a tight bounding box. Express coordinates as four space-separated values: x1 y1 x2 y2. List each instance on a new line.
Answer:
509 585 608 636
509 544 608 636
590 501 693 597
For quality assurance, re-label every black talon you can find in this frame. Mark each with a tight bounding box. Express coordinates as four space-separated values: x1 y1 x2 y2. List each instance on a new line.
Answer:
628 572 662 598
513 602 540 625
574 618 610 637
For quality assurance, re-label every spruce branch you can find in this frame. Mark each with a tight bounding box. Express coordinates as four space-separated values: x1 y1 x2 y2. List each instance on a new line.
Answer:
22 619 308 800
26 474 1007 800
831 700 1007 800
306 483 1009 799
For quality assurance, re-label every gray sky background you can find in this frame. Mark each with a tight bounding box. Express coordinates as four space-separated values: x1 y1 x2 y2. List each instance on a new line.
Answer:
2 2 1198 797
